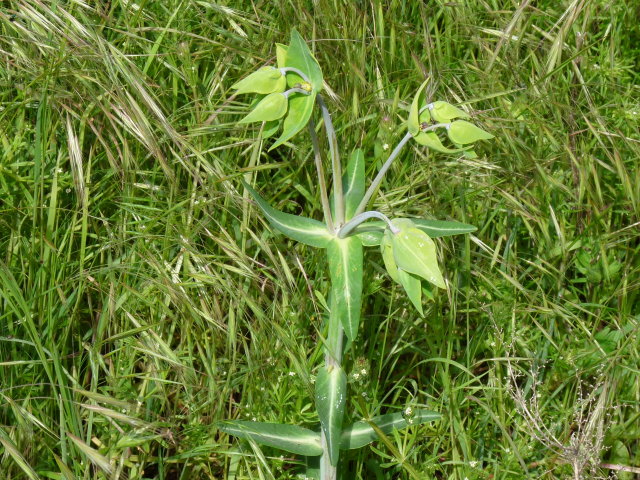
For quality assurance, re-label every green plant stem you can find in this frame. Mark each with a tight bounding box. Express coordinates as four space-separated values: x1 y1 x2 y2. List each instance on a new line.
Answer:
337 211 398 238
279 67 312 84
319 279 349 479
316 94 344 227
355 131 413 215
308 118 334 232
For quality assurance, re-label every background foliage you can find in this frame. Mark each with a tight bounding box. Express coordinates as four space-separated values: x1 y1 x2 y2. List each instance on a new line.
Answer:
0 0 638 478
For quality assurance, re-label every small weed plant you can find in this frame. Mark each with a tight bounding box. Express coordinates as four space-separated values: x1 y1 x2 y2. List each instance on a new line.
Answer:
218 30 493 480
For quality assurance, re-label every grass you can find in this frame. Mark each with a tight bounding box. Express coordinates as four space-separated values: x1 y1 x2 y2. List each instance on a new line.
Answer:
0 0 639 479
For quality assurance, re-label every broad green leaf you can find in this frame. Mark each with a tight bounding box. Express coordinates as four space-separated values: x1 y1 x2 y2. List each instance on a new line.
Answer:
413 131 465 153
429 101 469 123
463 149 478 159
343 149 365 220
380 231 400 283
392 227 445 288
242 180 332 248
397 269 423 316
232 67 286 95
408 80 429 136
270 91 316 150
285 29 323 92
275 43 288 68
411 219 477 237
218 420 323 456
239 93 287 124
327 237 363 344
315 366 347 466
447 120 494 144
340 410 441 450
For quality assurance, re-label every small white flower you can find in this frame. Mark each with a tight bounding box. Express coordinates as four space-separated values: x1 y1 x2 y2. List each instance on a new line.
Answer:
288 371 296 376
360 368 367 376
382 143 389 151
353 372 360 380
469 460 478 468
404 407 413 416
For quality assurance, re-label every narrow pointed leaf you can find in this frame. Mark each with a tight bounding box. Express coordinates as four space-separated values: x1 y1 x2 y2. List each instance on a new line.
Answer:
327 237 363 343
68 434 113 475
397 269 423 316
413 131 465 153
343 149 365 220
408 80 429 136
0 429 41 480
218 420 323 456
232 67 286 95
270 92 316 150
242 180 332 248
315 365 347 466
392 227 445 288
429 101 469 122
285 29 323 92
447 120 494 144
355 218 476 242
239 93 287 124
340 410 442 450
411 219 477 237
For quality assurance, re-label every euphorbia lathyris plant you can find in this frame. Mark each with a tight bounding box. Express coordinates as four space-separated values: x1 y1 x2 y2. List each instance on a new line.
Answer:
218 30 493 480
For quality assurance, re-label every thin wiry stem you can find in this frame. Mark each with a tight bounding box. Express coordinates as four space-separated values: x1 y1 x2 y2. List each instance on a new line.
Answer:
355 131 413 215
316 94 344 227
308 118 334 232
337 211 398 238
279 67 312 84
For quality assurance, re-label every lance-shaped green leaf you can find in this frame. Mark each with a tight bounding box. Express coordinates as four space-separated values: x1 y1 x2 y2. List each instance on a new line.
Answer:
327 237 363 343
340 410 441 450
392 223 445 289
270 91 316 150
239 93 288 124
285 29 323 92
397 269 423 316
429 101 469 123
407 79 429 136
218 420 323 456
315 365 347 466
355 218 476 245
242 180 332 248
413 131 466 153
342 149 365 220
232 67 286 95
411 219 477 237
447 120 494 144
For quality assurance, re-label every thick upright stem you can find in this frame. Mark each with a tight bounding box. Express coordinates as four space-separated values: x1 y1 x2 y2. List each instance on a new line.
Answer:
319 290 345 479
